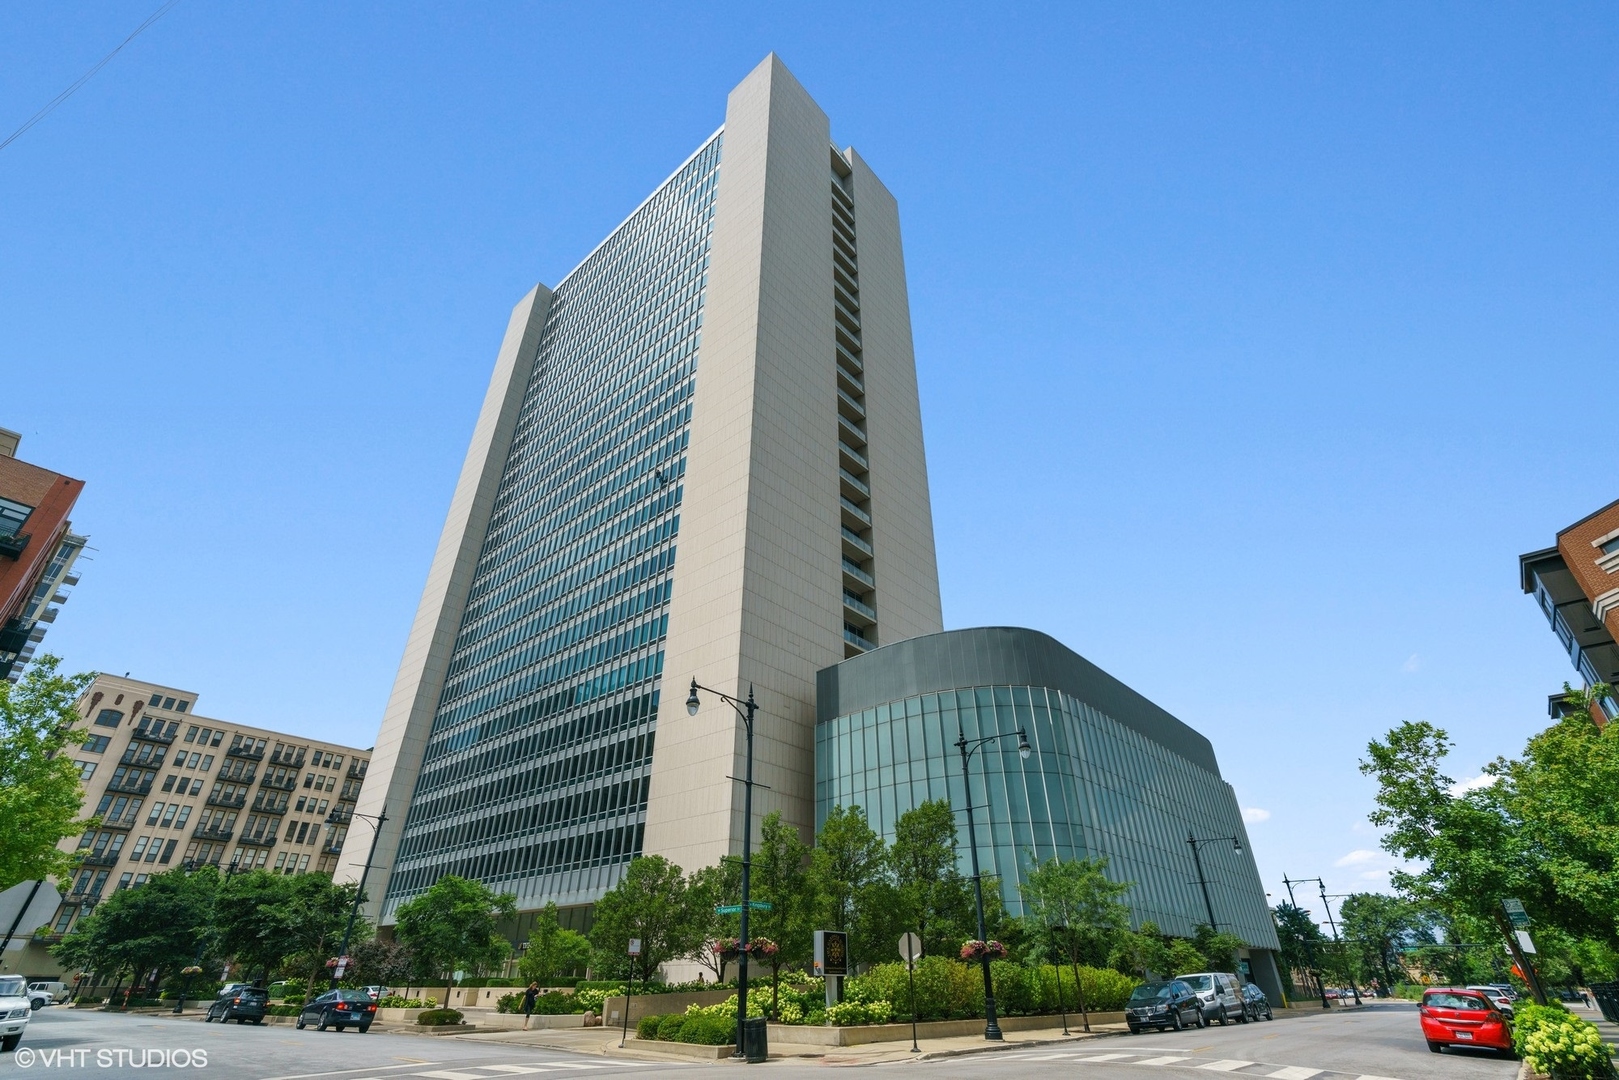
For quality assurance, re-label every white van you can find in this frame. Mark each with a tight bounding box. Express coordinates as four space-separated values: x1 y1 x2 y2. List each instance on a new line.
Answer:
1175 971 1246 1025
0 975 30 1052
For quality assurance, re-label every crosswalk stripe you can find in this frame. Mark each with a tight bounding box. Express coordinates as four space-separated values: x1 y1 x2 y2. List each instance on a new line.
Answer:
1197 1061 1254 1072
474 1069 555 1076
1072 1054 1132 1061
1013 1055 1076 1061
417 1073 491 1080
1265 1069 1321 1079
1136 1056 1191 1065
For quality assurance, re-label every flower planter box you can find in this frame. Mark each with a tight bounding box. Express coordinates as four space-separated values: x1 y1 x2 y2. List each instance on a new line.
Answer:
768 1011 1128 1047
626 1037 733 1060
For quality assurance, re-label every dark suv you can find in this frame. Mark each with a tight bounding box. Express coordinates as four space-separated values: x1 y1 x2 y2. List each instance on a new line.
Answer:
205 986 267 1025
296 989 378 1033
1125 980 1205 1033
1241 981 1274 1021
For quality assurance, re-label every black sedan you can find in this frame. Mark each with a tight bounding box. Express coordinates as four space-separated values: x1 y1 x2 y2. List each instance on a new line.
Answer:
205 987 267 1025
1125 980 1206 1033
296 989 378 1033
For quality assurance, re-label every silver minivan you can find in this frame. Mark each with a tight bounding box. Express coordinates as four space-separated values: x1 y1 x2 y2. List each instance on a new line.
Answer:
1176 971 1246 1025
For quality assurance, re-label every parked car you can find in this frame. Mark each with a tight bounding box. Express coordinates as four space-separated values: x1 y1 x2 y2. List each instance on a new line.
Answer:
24 988 50 1011
0 976 31 1053
1240 981 1274 1021
296 989 378 1033
1125 980 1206 1033
204 986 268 1025
1467 985 1516 1018
1176 971 1246 1025
27 982 66 1003
1420 987 1514 1056
361 985 390 1001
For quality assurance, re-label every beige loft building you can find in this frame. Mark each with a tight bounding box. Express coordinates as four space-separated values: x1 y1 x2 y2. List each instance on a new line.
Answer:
12 674 372 977
353 55 942 926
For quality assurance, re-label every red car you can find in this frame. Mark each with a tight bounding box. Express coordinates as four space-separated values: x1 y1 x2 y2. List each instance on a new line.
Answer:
1420 988 1515 1056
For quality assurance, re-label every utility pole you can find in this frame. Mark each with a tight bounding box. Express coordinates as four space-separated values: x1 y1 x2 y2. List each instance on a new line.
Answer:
1282 875 1330 1009
1318 886 1361 1005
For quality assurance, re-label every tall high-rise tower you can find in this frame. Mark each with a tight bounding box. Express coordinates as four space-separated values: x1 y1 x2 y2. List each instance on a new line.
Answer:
352 55 942 922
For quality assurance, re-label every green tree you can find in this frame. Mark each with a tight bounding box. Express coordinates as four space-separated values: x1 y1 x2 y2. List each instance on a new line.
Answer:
1190 923 1248 975
212 869 358 986
346 934 415 988
517 902 591 987
394 875 516 984
889 800 975 958
1272 902 1326 993
52 865 215 1000
588 855 697 988
686 859 741 983
1020 855 1132 1027
0 656 95 888
810 805 888 962
1338 892 1422 992
750 811 814 1016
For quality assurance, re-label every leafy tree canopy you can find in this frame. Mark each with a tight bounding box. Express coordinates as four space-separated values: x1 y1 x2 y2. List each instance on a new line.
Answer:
517 902 591 987
394 875 515 983
588 855 697 987
0 656 95 889
51 865 214 982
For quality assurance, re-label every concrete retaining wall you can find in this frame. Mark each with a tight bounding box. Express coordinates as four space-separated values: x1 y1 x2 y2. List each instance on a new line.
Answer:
604 988 736 1024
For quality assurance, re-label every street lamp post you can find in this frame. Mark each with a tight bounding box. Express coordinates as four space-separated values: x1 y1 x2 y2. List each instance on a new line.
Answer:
1282 875 1330 1009
1185 833 1243 933
330 806 388 990
953 722 1033 1041
686 679 759 1061
1318 888 1362 1005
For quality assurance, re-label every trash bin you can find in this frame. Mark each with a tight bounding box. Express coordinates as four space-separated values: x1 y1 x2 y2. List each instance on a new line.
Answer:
1590 982 1619 1024
741 1016 768 1063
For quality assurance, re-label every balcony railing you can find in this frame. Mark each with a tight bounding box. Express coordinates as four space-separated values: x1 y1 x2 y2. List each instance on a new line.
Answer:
841 527 873 558
79 851 121 868
191 825 234 842
321 842 344 856
260 774 299 792
251 799 288 815
237 834 277 848
843 594 877 623
226 744 264 761
106 777 153 796
843 626 874 651
0 532 30 560
347 763 367 780
842 558 874 589
129 727 175 745
326 808 353 825
207 792 246 809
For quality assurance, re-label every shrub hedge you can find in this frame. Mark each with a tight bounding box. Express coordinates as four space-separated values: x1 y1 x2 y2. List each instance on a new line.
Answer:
847 959 1138 1021
415 1008 465 1026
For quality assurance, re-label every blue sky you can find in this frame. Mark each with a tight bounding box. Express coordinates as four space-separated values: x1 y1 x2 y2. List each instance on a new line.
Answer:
4 2 1614 927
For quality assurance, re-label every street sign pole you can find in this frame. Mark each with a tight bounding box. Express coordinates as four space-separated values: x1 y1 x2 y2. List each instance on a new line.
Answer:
621 938 641 1048
899 933 923 1053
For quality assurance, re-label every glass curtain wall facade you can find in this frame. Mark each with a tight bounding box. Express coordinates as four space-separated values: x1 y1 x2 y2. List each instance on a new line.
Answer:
815 628 1279 954
382 133 723 918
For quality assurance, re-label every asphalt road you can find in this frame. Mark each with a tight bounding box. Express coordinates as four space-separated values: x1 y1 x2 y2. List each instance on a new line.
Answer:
930 1002 1520 1080
10 1000 1519 1080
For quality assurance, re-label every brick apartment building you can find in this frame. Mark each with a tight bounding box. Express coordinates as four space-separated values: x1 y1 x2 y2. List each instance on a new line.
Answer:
1520 498 1619 724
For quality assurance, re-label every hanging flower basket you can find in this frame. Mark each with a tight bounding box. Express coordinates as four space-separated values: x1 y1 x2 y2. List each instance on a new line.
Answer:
324 958 339 969
181 966 203 977
959 939 1008 962
715 938 742 961
747 938 779 960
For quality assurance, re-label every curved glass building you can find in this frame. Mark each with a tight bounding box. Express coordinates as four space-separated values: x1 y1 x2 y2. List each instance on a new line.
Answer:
815 626 1283 998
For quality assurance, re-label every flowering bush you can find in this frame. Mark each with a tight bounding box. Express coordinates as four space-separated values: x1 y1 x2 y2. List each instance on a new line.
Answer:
376 994 429 1008
714 937 742 960
1514 1003 1617 1079
959 940 1008 962
573 985 623 1014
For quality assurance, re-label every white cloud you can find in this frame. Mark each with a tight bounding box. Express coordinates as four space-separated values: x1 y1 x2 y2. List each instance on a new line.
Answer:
1448 773 1497 797
1241 807 1271 824
1335 849 1381 867
1401 654 1422 673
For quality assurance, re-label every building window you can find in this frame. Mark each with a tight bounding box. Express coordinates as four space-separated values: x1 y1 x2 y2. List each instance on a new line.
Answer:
115 873 133 891
159 838 178 864
184 726 198 743
75 761 96 780
149 694 162 706
162 697 175 710
83 735 111 753
0 496 31 537
94 709 123 728
177 700 189 712
162 775 176 793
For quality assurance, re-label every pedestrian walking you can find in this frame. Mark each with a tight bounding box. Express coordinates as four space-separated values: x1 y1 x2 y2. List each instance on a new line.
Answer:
522 982 539 1028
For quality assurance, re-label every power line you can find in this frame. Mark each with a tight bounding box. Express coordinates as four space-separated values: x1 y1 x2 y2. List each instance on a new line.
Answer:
0 0 179 155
